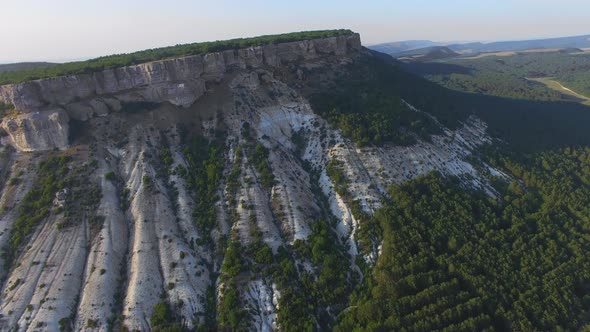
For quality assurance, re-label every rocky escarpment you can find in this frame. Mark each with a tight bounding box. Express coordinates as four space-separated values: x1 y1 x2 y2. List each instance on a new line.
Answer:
0 33 507 331
0 34 359 152
0 35 359 110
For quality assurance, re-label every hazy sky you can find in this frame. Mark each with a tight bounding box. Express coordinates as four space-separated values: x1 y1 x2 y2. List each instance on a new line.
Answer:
2 0 590 63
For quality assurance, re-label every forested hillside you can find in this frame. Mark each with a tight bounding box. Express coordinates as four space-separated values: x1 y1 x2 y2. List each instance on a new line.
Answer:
405 50 590 100
338 147 590 331
307 51 590 153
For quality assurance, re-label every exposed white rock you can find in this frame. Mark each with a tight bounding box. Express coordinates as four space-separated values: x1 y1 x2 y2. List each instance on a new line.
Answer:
255 102 322 243
1 109 69 151
121 137 164 331
1 212 88 331
245 279 279 332
166 140 212 327
353 116 492 193
75 161 128 332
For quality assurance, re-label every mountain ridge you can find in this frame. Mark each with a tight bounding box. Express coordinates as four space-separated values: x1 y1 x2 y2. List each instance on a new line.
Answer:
0 62 58 73
372 33 590 57
0 29 589 331
0 30 355 86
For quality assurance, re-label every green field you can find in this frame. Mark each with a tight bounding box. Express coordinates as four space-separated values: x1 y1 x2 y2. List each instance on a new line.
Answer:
528 77 590 105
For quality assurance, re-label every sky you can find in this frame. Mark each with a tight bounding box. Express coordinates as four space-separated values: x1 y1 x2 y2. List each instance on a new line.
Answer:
1 0 590 63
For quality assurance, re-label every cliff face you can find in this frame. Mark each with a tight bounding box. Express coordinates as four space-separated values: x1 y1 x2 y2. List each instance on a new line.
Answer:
0 34 360 114
0 34 360 152
0 33 504 331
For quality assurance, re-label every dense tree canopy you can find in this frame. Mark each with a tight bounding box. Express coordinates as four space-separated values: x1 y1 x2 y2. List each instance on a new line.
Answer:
307 52 590 153
338 147 590 331
407 51 590 101
309 55 443 147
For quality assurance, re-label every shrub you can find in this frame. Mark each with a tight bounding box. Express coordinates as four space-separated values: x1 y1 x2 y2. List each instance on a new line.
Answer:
250 143 275 188
104 171 116 182
218 281 247 330
254 244 273 265
0 102 15 117
142 175 154 191
150 301 173 327
221 241 246 279
58 317 72 332
86 319 98 328
326 159 349 197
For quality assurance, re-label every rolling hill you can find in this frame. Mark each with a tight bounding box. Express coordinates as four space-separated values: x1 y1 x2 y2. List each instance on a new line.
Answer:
373 33 590 59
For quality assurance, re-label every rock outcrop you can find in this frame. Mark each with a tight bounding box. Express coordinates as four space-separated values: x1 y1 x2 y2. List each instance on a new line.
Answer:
0 109 69 151
0 34 361 114
0 34 360 152
0 32 506 331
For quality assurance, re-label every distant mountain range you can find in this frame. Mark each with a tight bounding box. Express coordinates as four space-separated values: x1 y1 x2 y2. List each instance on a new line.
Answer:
396 46 460 62
368 40 444 54
371 33 590 59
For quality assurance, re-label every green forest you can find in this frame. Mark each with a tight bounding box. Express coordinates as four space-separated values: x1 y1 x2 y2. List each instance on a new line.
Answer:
307 52 590 153
309 56 441 146
337 147 590 331
406 51 590 101
0 30 353 85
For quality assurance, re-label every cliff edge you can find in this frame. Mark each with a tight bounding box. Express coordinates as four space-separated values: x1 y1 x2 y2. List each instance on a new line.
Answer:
0 33 360 151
